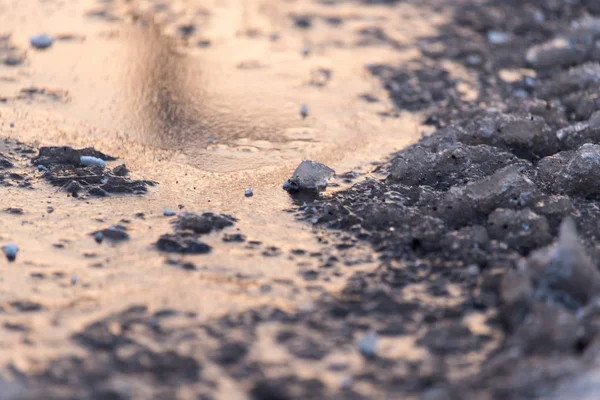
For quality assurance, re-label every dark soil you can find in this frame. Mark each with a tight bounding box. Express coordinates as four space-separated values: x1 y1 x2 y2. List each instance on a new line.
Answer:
31 146 154 197
295 0 600 398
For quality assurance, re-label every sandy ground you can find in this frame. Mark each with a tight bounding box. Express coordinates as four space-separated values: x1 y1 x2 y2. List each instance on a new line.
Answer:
0 0 451 398
4 0 600 399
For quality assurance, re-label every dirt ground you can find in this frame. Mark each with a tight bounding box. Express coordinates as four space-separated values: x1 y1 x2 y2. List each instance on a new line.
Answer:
2 0 600 399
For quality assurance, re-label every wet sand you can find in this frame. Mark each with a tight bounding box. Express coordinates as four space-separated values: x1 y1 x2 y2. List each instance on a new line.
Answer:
4 0 600 399
0 0 446 397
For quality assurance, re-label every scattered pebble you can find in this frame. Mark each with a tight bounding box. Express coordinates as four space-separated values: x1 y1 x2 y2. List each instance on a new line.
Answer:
80 156 106 168
2 244 19 262
30 34 54 50
467 265 480 276
339 376 352 390
245 187 253 197
37 165 49 172
71 275 78 285
163 209 176 217
94 232 104 244
156 233 211 254
300 104 309 119
207 137 215 144
47 207 54 213
487 31 509 45
222 233 246 243
357 332 378 358
9 123 14 128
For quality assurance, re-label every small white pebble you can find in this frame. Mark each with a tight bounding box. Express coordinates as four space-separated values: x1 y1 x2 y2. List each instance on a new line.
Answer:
163 209 176 217
487 31 509 45
30 34 54 49
2 244 19 262
245 187 253 197
80 156 106 168
300 104 308 119
467 264 480 276
357 332 378 358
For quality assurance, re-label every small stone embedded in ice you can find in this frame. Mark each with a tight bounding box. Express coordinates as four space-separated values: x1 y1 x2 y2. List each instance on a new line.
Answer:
300 104 308 119
282 160 335 193
245 188 253 197
2 244 18 262
163 209 176 217
80 156 106 168
357 332 378 358
30 34 54 49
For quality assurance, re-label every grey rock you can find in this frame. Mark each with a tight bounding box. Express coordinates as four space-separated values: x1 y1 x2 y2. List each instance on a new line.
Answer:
283 160 335 192
487 208 552 253
30 34 53 49
459 113 558 160
2 244 18 262
437 165 538 228
527 218 600 308
556 111 600 150
526 38 589 69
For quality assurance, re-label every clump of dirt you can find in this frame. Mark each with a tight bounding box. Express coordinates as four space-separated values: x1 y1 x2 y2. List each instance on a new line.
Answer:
174 212 237 234
0 34 25 66
92 226 130 244
0 139 36 188
31 146 154 197
155 212 238 254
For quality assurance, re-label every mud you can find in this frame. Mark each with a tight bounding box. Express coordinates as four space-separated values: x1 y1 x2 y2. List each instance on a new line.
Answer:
2 0 600 399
